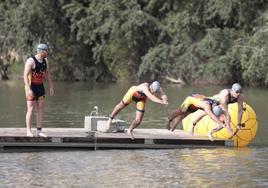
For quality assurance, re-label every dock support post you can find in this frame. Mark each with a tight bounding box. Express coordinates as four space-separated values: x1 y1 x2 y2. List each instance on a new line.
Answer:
0 145 4 152
94 136 97 151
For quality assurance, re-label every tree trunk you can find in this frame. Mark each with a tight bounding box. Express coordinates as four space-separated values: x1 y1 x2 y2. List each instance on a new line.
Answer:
0 65 9 80
163 75 185 85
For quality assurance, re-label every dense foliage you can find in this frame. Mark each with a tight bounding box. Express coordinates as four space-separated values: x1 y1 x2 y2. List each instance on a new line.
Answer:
1 0 268 86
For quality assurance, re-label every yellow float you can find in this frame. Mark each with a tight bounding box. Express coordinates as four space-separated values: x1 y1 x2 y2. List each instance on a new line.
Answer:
182 103 258 147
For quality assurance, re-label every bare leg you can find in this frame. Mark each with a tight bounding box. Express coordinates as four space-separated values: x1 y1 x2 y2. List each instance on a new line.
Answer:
171 112 190 131
207 125 223 141
189 123 195 136
165 108 184 130
190 111 206 135
226 126 233 137
26 100 36 137
106 101 126 130
36 99 47 137
127 111 144 140
215 118 233 138
229 126 241 139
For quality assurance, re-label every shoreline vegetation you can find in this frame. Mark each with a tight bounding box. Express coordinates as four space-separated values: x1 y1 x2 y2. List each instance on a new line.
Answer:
1 1 268 86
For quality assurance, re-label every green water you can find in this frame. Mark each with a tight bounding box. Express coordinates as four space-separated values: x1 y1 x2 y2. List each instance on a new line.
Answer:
0 81 267 145
0 81 268 187
0 148 268 187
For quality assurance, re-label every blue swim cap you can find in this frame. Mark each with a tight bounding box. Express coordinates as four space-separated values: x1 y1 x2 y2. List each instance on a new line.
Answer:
37 43 48 51
212 105 223 117
150 81 161 93
231 83 242 93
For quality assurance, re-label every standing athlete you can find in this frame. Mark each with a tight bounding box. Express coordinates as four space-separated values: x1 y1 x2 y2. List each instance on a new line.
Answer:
24 43 54 137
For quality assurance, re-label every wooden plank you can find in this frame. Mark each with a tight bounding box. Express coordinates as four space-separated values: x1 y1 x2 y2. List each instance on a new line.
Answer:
0 128 92 137
0 128 232 151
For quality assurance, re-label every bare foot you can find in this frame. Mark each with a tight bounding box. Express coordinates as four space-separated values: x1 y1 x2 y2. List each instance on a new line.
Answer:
127 129 135 140
37 132 47 138
105 128 117 133
27 131 34 137
189 131 194 136
165 119 171 130
227 127 233 135
171 125 176 132
106 119 113 132
207 132 214 141
189 126 194 136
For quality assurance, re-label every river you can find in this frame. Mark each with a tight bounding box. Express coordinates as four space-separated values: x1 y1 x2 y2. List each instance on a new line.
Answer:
0 81 267 187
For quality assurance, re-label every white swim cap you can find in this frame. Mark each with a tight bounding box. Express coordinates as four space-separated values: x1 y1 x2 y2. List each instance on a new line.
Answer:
37 43 48 51
150 81 161 93
212 105 223 117
231 83 242 93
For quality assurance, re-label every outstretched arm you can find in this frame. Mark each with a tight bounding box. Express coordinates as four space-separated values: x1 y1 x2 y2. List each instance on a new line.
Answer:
228 95 244 139
158 88 168 101
237 95 244 128
220 90 231 128
142 85 167 105
202 102 224 126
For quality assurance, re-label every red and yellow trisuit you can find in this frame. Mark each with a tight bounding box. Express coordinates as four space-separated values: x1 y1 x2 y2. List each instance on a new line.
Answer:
121 86 148 113
180 94 220 113
25 55 47 101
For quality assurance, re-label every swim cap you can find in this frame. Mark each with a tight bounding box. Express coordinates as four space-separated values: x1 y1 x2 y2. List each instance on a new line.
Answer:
231 83 242 93
150 81 161 93
37 43 48 51
212 105 223 117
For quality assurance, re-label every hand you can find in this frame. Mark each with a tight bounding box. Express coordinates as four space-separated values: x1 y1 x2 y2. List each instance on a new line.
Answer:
162 95 168 101
229 125 241 139
50 87 54 96
236 123 244 130
27 88 34 97
162 99 168 105
220 122 226 128
229 129 237 139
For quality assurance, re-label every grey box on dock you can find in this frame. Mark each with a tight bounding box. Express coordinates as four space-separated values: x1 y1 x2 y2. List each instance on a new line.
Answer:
84 116 126 132
97 119 126 132
84 116 109 131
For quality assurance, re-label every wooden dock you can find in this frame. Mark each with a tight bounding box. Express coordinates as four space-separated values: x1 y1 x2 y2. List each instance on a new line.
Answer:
0 128 233 151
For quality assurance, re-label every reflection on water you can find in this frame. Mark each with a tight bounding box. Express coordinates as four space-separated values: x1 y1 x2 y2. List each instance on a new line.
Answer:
0 148 268 187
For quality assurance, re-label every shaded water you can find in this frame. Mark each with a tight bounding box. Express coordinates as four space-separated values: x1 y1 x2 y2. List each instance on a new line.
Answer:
0 81 268 187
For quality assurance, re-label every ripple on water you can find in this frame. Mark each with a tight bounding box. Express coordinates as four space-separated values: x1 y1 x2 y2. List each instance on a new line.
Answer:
0 147 268 187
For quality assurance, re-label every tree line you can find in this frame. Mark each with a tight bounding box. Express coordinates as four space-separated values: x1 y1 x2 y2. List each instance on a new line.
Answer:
0 0 268 86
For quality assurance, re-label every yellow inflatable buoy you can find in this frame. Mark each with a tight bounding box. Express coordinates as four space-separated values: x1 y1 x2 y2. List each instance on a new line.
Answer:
182 103 258 147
